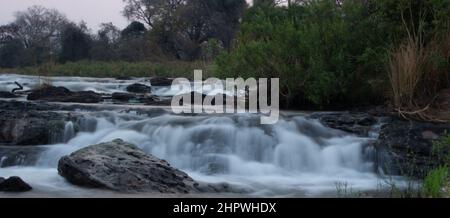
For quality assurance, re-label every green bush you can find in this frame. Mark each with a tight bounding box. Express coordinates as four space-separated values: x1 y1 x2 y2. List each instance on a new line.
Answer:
216 0 389 108
215 0 450 109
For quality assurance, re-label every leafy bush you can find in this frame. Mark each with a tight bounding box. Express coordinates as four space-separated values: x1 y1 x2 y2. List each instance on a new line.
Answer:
216 0 389 108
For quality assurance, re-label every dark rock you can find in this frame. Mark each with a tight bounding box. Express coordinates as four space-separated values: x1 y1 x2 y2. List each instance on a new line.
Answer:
144 96 173 106
58 139 198 193
0 110 66 146
0 177 4 183
0 176 32 192
112 92 137 102
126 83 152 93
27 86 102 103
0 91 18 98
0 146 47 167
373 119 450 178
309 112 377 137
116 76 133 80
150 77 173 86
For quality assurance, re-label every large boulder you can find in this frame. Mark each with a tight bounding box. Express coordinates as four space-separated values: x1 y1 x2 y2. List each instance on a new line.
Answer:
0 176 32 192
0 110 66 146
58 139 198 193
126 83 152 93
374 119 450 178
27 86 102 103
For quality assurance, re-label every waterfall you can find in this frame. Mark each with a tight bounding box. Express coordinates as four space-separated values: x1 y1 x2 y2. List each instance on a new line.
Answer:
63 122 76 143
26 111 381 196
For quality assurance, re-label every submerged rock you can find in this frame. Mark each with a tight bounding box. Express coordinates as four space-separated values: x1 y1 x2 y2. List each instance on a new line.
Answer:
58 139 198 193
126 83 152 94
0 91 18 98
27 86 102 103
0 176 32 192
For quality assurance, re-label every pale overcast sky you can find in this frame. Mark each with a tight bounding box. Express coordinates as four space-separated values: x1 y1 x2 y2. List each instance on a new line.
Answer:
0 0 129 31
0 0 254 31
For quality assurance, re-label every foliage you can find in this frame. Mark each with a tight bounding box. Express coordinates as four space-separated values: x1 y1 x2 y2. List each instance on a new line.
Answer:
375 0 450 121
59 22 92 63
433 132 450 166
216 0 388 108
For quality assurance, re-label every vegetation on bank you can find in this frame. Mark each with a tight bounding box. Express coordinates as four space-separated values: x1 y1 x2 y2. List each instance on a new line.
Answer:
1 0 449 114
216 0 450 112
0 61 214 79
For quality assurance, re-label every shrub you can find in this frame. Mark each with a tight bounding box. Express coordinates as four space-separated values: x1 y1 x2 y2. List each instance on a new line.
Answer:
215 0 388 108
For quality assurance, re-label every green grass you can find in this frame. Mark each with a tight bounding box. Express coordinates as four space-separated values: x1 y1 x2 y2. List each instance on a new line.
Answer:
422 166 449 198
0 60 215 79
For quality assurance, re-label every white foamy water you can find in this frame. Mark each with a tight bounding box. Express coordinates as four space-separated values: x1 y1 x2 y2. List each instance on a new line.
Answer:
0 74 234 97
0 110 392 197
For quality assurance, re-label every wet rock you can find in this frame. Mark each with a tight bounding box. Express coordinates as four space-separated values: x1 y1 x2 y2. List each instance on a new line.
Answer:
309 112 377 137
196 182 250 194
0 146 47 167
150 77 173 86
126 83 152 93
112 92 137 102
58 139 198 193
0 110 66 146
0 91 18 98
116 76 133 80
0 176 32 192
374 119 450 178
27 86 102 103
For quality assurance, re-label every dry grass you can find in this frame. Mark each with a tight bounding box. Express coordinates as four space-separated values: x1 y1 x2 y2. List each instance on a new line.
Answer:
388 18 450 122
388 35 428 109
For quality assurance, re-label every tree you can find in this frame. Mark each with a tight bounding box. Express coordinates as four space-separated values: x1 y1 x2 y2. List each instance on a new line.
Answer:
91 23 121 61
14 6 67 48
122 0 247 60
59 22 92 63
12 5 68 65
0 38 25 68
122 0 185 28
121 21 147 38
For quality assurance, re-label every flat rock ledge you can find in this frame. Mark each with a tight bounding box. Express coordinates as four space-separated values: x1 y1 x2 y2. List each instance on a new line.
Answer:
58 139 199 194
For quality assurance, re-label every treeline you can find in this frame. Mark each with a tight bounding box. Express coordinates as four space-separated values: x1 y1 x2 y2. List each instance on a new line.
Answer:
0 0 247 68
2 0 450 114
217 0 450 111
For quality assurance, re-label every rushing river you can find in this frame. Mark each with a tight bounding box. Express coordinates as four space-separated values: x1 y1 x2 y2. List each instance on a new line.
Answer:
0 74 404 197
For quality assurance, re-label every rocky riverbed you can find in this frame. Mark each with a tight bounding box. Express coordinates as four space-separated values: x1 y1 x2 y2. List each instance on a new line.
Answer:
1 74 449 197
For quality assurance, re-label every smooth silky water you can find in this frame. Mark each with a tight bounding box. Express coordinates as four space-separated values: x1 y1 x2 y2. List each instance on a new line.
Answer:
0 74 406 197
1 110 398 197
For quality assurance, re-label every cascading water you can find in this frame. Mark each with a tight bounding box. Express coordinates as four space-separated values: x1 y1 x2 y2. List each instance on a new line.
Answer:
63 122 76 143
0 110 387 197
